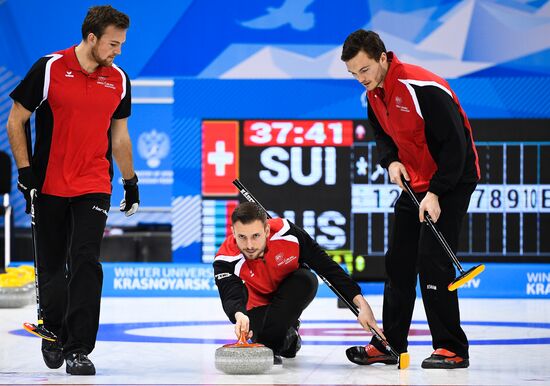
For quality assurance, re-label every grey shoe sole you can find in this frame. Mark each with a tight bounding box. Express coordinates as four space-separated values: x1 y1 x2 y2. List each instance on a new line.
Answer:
66 364 96 375
422 358 470 369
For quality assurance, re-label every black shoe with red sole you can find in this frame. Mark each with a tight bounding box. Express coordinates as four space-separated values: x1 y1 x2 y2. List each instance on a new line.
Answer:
421 348 469 369
346 344 397 365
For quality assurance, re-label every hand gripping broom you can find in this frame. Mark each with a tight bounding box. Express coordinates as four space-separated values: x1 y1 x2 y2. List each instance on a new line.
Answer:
401 177 485 291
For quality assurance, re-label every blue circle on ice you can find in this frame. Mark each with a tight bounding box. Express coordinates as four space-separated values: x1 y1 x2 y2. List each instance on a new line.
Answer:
10 319 550 345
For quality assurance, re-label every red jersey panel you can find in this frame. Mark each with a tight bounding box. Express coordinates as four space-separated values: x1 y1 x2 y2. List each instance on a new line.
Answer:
367 53 479 194
214 218 362 323
10 46 131 196
215 218 300 310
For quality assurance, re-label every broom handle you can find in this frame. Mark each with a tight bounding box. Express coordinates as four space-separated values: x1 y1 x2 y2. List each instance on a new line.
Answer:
30 190 45 322
232 180 271 218
232 179 400 359
400 178 465 274
313 265 400 359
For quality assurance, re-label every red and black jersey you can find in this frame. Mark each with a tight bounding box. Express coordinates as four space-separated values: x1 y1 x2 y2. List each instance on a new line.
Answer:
367 52 480 195
9 46 131 197
213 218 361 323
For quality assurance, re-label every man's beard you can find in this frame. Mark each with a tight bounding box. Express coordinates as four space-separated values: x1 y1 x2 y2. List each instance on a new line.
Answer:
91 45 113 67
373 65 387 89
243 249 261 260
241 243 266 260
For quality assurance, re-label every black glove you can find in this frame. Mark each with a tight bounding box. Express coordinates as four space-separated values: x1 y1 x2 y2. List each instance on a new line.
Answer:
120 174 139 216
17 166 39 214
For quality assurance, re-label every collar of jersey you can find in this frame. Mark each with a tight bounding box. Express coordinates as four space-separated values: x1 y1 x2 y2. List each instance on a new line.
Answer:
368 51 400 101
64 45 111 78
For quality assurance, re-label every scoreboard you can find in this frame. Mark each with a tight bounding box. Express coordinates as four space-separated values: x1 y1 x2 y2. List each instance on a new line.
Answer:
201 119 550 281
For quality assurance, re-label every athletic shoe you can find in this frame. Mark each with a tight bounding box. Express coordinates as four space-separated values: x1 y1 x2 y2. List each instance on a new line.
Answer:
273 354 283 365
346 344 397 365
292 320 302 355
278 322 301 358
66 353 96 375
41 339 63 369
421 348 469 369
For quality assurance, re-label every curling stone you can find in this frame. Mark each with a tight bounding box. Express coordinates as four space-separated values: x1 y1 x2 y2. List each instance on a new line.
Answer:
0 266 35 308
215 332 274 374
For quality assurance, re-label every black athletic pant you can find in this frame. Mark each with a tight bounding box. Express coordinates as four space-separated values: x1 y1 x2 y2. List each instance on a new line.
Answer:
35 193 110 356
371 182 476 358
248 268 318 354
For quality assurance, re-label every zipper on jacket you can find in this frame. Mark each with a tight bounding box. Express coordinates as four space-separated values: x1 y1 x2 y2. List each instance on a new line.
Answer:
376 89 389 117
262 258 276 289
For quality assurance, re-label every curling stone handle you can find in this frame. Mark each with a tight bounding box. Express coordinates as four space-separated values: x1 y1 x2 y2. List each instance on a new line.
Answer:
238 331 248 344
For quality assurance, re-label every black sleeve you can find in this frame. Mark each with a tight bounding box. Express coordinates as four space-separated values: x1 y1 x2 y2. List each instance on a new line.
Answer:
112 68 131 119
9 56 51 112
367 102 399 169
288 221 362 303
414 85 467 195
213 259 248 324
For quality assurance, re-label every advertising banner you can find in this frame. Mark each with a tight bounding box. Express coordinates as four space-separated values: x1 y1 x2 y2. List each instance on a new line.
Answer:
101 263 550 299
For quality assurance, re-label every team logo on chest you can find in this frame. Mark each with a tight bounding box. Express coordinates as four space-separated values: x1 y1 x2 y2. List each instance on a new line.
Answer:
395 95 410 113
274 253 284 265
97 76 116 89
274 252 297 266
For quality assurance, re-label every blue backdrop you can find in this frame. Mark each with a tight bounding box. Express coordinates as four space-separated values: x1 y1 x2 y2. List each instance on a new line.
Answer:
1 0 550 264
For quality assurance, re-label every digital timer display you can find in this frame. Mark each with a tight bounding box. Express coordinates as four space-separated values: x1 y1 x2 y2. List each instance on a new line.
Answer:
244 120 353 147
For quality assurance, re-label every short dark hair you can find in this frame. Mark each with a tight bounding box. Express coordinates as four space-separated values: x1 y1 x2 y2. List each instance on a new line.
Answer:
81 5 130 40
341 29 386 62
231 202 267 225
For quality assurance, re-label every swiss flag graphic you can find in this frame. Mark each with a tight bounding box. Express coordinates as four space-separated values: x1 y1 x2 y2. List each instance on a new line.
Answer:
202 121 239 196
